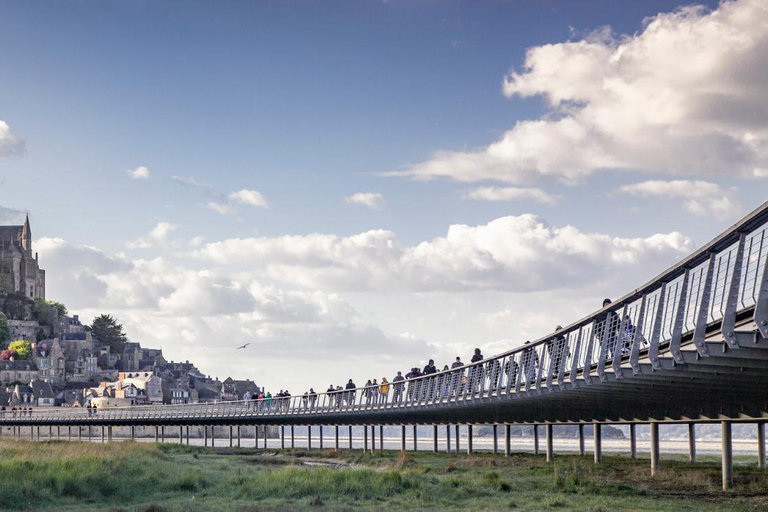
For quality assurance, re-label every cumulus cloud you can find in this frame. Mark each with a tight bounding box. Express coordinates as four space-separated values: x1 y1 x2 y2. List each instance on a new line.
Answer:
229 189 269 208
205 201 235 215
195 214 694 293
393 0 768 183
463 186 561 204
345 192 385 210
126 221 178 249
0 120 25 158
173 175 269 214
618 180 740 220
126 166 150 179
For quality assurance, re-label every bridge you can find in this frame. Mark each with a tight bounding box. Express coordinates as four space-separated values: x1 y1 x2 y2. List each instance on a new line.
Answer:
3 201 768 490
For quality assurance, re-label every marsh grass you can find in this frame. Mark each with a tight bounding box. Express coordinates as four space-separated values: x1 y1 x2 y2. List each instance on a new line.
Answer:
0 440 766 511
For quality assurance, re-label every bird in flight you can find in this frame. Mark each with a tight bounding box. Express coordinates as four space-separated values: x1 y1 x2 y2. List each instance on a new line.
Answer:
237 343 251 350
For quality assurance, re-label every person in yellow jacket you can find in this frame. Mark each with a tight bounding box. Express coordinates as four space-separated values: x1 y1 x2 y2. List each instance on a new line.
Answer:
379 377 389 404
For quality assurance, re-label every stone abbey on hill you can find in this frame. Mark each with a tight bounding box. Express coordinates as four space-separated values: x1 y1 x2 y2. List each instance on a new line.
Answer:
0 215 45 300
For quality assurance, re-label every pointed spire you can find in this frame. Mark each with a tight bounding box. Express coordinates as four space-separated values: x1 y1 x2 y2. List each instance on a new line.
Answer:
21 214 31 252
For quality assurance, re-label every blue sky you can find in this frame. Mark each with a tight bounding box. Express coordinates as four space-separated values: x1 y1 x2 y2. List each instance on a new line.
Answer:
1 0 765 390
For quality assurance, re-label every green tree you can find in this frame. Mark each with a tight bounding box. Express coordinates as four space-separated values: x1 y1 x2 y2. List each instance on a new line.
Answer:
8 339 32 360
90 314 128 354
32 299 67 326
0 312 9 345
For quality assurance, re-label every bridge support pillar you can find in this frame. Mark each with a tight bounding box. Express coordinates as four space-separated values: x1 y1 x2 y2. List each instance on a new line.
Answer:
413 425 418 451
722 421 733 490
758 422 766 470
101 426 105 444
379 425 383 451
348 425 352 450
179 426 183 445
186 426 189 445
291 425 295 449
57 426 60 441
161 426 164 443
455 425 460 452
579 424 585 456
505 424 511 457
130 426 135 441
630 424 637 460
36 426 39 442
29 427 33 442
78 427 82 442
446 425 451 453
467 425 473 455
363 425 368 453
369 426 373 452
546 424 553 463
155 426 159 443
108 426 112 443
204 426 208 447
433 425 438 453
688 423 696 463
280 426 284 449
237 426 241 448
229 426 233 447
264 425 268 449
492 425 498 454
48 426 52 440
401 425 406 452
533 425 539 456
650 422 660 476
68 426 72 441
335 425 339 451
320 426 324 449
211 427 215 447
593 423 602 464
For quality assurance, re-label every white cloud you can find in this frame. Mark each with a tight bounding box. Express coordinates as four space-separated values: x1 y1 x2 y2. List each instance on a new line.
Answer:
464 186 561 204
229 189 269 208
126 166 150 179
0 120 25 158
392 0 768 184
195 214 694 293
345 192 385 210
189 235 205 247
618 180 740 220
126 221 178 249
205 201 235 215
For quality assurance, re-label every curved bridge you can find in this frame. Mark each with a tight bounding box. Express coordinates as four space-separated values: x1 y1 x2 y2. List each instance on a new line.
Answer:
3 201 768 489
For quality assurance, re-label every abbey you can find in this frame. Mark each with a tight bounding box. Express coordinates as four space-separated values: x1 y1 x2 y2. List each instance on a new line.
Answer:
0 215 46 299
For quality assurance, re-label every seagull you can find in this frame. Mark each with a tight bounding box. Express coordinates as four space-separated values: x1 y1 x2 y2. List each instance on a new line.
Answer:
236 343 251 350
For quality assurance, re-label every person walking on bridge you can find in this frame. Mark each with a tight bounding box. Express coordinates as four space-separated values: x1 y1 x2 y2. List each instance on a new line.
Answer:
392 371 405 404
380 377 389 404
422 359 437 400
345 379 356 405
451 357 465 397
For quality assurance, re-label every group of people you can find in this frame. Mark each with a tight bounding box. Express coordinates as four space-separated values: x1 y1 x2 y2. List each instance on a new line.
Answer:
0 406 34 418
244 298 639 413
86 404 99 417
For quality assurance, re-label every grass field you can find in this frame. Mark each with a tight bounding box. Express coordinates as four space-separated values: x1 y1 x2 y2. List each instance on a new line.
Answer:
0 440 766 511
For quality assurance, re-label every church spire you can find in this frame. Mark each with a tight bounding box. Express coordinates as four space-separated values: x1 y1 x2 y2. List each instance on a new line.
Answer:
21 214 31 253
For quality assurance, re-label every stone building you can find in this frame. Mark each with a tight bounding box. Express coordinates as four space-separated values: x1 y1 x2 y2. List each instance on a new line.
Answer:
0 360 38 386
0 216 46 299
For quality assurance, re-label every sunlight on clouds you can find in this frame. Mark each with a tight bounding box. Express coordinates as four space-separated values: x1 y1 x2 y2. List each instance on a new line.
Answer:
394 0 768 184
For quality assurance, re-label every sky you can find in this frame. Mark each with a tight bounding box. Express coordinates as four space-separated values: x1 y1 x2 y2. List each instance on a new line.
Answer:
0 0 766 392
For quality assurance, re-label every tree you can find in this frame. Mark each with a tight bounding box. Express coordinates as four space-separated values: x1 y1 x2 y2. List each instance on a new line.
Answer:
7 340 31 360
0 349 18 360
32 299 67 326
90 314 128 354
0 312 9 345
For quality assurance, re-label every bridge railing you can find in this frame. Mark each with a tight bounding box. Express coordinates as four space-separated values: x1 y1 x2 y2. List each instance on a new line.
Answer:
2 203 768 424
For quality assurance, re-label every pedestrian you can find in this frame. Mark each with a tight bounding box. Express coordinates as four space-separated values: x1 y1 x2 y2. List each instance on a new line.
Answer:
380 377 389 404
451 357 465 396
371 379 380 405
345 379 356 405
392 372 405 404
309 388 317 409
